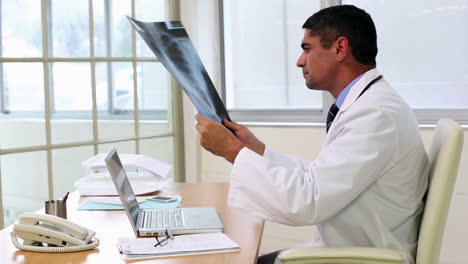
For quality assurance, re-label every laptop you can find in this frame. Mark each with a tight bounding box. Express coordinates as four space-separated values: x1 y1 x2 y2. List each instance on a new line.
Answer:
105 148 223 237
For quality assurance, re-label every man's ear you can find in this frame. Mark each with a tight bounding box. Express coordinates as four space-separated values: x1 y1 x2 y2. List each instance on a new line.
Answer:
334 36 349 62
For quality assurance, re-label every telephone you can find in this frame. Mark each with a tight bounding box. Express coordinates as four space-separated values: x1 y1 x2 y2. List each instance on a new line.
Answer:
11 213 99 253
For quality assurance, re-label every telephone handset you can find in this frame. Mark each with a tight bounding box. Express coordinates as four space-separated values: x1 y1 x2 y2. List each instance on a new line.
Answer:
11 213 99 253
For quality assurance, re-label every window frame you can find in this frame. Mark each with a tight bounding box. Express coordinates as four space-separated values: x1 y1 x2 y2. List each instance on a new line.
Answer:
219 0 468 125
0 0 185 224
0 0 5 114
0 0 168 121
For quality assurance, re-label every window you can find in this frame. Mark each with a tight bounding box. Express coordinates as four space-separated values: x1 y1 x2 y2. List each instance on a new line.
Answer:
221 0 468 124
342 0 468 123
1 0 169 120
0 0 184 228
222 0 325 123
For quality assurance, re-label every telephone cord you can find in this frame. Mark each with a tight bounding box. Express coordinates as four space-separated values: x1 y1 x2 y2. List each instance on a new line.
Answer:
10 231 99 253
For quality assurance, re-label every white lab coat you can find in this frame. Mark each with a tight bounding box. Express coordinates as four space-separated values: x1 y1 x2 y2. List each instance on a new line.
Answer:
227 69 429 264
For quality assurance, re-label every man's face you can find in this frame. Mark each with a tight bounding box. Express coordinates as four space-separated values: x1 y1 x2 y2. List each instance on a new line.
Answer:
296 29 337 91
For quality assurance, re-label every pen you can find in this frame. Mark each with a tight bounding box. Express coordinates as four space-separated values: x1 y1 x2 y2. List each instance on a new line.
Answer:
62 192 70 203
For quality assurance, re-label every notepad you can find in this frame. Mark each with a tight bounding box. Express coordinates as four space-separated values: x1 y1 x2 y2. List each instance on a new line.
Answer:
117 233 240 259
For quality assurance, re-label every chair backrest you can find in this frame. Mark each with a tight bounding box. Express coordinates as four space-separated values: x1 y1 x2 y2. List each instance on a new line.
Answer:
416 119 464 264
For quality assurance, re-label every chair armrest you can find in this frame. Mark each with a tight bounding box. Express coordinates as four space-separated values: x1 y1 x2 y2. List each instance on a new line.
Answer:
278 247 406 264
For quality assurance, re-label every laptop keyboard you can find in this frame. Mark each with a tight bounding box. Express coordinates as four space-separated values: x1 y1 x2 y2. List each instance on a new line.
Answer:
142 209 183 229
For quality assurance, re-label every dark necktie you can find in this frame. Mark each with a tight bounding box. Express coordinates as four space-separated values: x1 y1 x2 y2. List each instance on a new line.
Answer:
326 103 339 133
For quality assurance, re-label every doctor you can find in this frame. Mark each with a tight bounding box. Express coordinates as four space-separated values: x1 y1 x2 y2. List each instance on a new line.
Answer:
195 5 428 264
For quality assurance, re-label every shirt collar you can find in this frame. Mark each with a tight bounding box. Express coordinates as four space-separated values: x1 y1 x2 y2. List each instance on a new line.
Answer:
335 73 365 108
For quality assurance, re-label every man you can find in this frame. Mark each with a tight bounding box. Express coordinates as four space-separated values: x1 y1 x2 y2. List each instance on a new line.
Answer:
195 5 428 264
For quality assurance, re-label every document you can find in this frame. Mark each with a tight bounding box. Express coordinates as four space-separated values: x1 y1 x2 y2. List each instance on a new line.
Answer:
127 17 231 124
76 153 173 196
117 233 240 259
77 196 183 211
87 197 146 205
82 153 172 180
74 177 170 196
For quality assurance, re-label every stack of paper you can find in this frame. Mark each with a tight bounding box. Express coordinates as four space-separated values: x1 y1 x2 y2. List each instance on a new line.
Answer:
117 233 240 259
82 153 172 180
75 153 173 196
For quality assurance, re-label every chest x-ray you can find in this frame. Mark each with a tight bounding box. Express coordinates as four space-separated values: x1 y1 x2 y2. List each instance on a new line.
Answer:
128 17 230 123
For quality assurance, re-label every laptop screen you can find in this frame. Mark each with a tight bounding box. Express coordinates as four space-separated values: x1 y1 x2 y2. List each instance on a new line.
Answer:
105 148 141 233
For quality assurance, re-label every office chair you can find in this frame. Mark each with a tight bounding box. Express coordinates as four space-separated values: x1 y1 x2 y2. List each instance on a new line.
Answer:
278 118 464 264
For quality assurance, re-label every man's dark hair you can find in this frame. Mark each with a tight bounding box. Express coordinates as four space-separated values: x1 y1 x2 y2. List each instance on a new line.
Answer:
302 5 377 66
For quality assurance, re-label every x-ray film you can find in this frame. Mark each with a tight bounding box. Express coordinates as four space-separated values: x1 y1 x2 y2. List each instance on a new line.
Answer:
128 17 230 123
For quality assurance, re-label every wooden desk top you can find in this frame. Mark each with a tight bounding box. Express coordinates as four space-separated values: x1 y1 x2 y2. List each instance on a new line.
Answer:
0 182 265 264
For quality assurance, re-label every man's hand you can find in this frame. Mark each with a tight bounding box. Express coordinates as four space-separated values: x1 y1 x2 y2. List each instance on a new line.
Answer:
223 119 265 156
195 114 244 163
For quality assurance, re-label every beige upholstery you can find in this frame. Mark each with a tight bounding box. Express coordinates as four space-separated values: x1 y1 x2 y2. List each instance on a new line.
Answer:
278 247 405 264
415 119 463 264
278 119 464 264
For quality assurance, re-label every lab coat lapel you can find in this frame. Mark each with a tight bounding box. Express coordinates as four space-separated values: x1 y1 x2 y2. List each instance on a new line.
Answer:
339 68 382 112
326 68 381 134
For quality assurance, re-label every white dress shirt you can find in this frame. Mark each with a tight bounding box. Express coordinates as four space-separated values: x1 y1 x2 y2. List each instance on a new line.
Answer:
227 69 429 264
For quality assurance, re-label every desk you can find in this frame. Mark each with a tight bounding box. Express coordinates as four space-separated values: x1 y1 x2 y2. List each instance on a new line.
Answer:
0 182 265 264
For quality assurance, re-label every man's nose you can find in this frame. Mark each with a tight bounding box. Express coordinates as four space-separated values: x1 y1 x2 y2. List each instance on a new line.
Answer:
296 53 305 68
